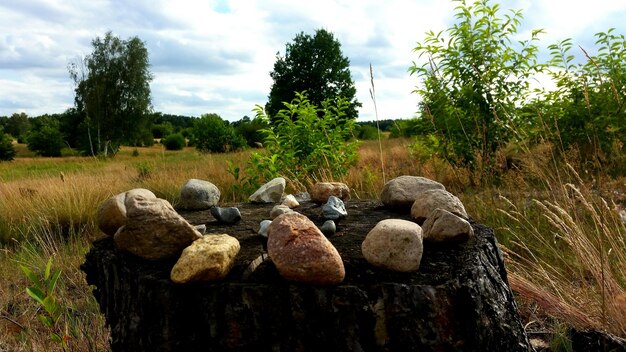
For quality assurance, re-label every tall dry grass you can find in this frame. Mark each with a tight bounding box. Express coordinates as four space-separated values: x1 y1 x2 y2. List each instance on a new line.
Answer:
1 138 625 350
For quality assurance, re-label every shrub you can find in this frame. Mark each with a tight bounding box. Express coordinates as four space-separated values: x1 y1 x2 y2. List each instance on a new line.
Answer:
191 113 246 153
162 133 186 150
0 132 16 161
27 121 64 157
244 92 358 187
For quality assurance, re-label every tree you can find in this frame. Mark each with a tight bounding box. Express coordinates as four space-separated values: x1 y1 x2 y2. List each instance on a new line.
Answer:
191 114 246 153
69 31 153 156
410 0 542 170
26 116 65 157
162 133 186 151
0 128 16 161
6 112 31 142
266 29 360 122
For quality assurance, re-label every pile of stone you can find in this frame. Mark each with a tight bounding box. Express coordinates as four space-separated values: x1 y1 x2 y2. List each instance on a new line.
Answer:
96 175 472 285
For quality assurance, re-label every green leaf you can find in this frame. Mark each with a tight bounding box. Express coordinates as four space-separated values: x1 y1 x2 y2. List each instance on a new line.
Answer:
47 269 61 296
20 265 42 289
44 257 52 281
26 287 46 306
50 332 63 343
38 314 53 328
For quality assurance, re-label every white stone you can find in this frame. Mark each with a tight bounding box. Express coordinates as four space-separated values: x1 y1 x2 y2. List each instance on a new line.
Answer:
249 177 286 203
361 219 423 272
281 194 300 208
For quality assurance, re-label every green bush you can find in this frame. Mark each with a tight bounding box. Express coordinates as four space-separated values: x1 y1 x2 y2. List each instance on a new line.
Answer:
0 132 16 161
162 133 186 150
244 92 358 186
27 121 64 157
191 113 246 153
355 125 380 140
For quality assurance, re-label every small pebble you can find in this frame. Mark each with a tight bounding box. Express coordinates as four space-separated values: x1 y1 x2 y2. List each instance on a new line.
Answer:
210 206 242 224
281 194 300 208
270 204 294 219
320 220 336 237
322 196 347 221
195 224 207 235
258 220 272 238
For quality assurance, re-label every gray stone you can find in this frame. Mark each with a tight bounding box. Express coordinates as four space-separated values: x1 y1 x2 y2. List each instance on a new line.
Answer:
311 182 350 204
195 224 207 235
411 188 468 224
210 206 242 224
179 179 220 210
422 208 474 243
249 177 286 203
380 175 445 210
322 196 347 220
258 220 272 238
293 192 311 203
170 234 240 283
114 194 202 260
361 219 423 272
281 194 300 208
97 188 156 236
268 213 345 285
270 204 295 219
319 220 336 237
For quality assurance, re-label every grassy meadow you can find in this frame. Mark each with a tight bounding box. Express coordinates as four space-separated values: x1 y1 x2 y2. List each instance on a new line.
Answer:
1 138 625 351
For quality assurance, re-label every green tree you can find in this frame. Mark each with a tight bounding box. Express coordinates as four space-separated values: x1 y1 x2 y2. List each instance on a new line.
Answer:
191 113 246 153
410 0 542 169
26 116 65 157
266 29 360 122
6 112 31 142
0 128 16 161
232 115 268 147
69 31 153 156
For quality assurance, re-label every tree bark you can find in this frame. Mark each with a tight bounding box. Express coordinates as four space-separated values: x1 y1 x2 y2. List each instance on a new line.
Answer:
82 200 531 351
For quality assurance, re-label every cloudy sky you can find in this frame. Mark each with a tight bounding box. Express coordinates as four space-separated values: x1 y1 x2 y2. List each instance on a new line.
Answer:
1 0 626 121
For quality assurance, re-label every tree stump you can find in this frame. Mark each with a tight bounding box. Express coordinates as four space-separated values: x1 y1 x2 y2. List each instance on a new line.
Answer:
81 200 531 351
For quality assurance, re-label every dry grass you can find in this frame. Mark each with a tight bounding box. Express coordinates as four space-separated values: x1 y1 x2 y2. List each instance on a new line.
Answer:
0 139 625 350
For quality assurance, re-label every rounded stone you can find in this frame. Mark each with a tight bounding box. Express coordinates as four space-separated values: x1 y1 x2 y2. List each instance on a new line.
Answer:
179 179 220 210
361 219 423 272
311 182 350 204
270 204 295 219
410 189 467 224
97 188 156 236
422 208 474 243
380 176 445 210
170 234 240 283
268 212 345 285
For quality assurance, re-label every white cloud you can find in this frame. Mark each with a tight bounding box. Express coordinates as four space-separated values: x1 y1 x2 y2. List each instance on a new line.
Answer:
0 0 625 121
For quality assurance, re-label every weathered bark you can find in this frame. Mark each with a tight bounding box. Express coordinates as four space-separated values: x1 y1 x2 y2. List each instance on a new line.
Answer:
82 200 531 351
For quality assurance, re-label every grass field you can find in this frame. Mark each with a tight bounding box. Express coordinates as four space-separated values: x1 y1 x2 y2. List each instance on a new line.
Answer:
1 139 624 351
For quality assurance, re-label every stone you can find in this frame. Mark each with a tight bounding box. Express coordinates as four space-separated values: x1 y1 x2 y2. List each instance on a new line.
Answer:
361 219 423 272
380 175 445 210
249 177 286 203
258 220 272 238
410 188 468 223
267 212 345 285
281 194 300 208
170 234 240 283
83 200 532 351
97 188 156 236
311 182 350 204
322 196 347 220
319 220 336 237
113 194 202 260
179 179 220 210
293 192 312 203
421 208 474 243
210 206 242 224
269 204 295 219
195 224 207 235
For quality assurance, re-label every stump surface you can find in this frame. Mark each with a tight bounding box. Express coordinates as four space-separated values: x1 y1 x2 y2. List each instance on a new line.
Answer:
82 200 531 351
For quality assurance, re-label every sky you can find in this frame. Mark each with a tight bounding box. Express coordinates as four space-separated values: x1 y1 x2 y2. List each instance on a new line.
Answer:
1 0 626 122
